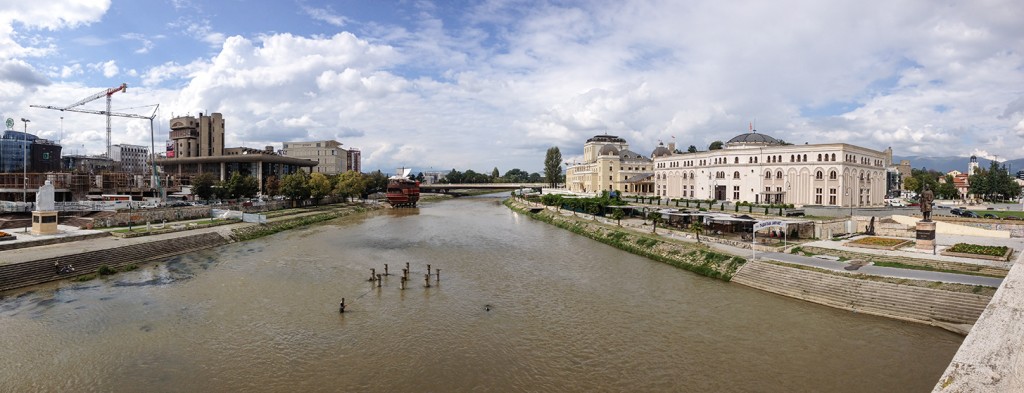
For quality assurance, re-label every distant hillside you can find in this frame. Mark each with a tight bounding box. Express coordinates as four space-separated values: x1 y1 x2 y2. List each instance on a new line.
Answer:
893 156 1024 174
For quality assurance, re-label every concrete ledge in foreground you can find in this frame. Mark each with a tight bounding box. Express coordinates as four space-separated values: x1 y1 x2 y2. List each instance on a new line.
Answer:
934 259 1024 392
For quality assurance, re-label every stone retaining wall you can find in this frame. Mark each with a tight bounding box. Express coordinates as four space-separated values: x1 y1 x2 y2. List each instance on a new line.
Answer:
93 206 213 228
732 260 992 334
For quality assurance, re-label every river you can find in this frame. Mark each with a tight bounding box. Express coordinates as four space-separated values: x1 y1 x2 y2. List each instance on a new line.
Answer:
0 195 962 392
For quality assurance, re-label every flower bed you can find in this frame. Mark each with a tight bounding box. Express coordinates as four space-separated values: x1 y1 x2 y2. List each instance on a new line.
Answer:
942 243 1013 262
0 231 15 241
846 236 912 251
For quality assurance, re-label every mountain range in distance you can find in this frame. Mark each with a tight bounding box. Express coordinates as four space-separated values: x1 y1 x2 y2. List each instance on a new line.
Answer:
893 156 1024 174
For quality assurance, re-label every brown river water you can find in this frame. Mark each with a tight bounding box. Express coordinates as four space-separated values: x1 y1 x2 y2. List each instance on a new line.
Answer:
0 195 962 392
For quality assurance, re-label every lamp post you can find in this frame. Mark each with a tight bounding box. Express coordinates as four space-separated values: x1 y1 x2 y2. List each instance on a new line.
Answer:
20 118 29 203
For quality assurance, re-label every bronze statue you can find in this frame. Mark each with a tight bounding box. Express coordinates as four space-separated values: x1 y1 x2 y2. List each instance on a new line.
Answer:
920 184 934 221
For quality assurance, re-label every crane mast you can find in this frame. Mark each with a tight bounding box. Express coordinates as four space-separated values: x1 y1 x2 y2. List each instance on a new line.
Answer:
33 83 127 158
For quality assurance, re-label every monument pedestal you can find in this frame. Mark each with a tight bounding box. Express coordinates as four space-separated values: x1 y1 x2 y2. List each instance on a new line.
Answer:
915 221 936 251
32 211 58 235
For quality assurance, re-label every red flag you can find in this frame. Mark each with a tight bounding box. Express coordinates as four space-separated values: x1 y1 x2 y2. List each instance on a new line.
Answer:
749 122 752 131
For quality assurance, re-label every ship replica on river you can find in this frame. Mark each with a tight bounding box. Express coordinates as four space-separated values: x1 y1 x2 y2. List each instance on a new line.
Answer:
386 168 420 207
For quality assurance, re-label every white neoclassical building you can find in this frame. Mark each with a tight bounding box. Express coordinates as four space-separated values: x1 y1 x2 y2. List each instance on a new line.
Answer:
653 131 892 207
565 134 656 194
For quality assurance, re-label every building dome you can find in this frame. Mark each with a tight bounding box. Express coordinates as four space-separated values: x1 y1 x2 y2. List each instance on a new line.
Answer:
726 131 781 147
598 144 620 155
651 142 671 158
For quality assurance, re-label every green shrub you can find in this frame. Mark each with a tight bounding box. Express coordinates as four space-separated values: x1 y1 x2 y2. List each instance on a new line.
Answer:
97 265 116 276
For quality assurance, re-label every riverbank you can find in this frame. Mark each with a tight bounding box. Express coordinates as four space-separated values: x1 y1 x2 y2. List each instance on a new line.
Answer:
505 198 993 334
0 202 383 293
504 199 746 280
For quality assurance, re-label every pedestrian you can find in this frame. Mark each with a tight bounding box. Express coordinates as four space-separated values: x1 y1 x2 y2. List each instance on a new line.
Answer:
55 261 60 274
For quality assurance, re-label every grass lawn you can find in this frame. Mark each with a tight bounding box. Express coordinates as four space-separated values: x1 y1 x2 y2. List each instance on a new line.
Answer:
967 210 1024 219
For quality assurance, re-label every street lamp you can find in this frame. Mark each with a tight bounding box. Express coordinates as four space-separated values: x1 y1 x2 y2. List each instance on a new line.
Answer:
20 118 29 203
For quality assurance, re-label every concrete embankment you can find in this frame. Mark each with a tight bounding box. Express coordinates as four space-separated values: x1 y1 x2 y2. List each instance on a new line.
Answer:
801 245 1009 277
0 232 229 292
731 261 991 335
507 198 994 333
0 203 382 293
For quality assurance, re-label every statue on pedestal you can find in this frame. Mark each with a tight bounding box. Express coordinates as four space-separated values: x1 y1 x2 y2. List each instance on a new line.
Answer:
920 184 934 222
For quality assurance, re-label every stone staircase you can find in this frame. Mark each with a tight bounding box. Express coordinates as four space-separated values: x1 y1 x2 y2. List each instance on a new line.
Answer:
0 232 229 292
731 260 992 328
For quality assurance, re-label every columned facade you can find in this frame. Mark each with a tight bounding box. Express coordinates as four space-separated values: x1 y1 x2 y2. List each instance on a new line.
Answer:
653 132 889 207
565 134 655 195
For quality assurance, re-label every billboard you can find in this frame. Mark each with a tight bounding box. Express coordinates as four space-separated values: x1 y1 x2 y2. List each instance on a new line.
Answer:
166 141 175 158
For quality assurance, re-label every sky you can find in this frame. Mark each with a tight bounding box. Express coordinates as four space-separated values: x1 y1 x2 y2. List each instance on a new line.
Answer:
1 0 1023 175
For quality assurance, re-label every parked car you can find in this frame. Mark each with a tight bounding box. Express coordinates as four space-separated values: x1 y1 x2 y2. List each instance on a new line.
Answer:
962 211 979 218
983 213 998 219
1004 216 1022 221
949 207 964 216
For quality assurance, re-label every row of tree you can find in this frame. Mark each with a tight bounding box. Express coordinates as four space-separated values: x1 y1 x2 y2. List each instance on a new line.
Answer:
190 170 393 202
436 168 545 184
904 161 1022 202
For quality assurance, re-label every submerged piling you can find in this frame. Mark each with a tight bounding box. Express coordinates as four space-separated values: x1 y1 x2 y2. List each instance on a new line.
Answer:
370 268 376 281
339 298 346 313
400 276 406 290
424 273 431 288
376 274 382 287
384 264 390 276
436 268 440 282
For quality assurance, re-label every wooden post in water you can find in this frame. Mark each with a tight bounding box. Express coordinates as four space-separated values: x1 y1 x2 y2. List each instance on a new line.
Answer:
424 273 431 288
427 264 431 275
376 274 382 287
384 264 389 276
405 262 410 274
436 269 440 282
400 276 406 290
370 268 376 281
402 268 408 281
339 298 346 313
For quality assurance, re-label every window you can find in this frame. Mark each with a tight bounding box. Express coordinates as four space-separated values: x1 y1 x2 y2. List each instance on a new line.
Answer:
776 171 783 179
733 171 740 179
790 154 794 162
803 154 807 162
829 171 837 180
765 171 772 179
734 157 739 164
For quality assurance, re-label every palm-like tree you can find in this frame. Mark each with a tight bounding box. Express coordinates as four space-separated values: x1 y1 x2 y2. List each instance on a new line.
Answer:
690 220 704 243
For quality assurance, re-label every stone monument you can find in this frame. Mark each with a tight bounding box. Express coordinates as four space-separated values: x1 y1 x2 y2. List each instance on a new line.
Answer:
32 180 58 235
915 184 936 251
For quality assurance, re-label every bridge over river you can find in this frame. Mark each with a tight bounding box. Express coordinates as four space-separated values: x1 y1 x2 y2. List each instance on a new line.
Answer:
420 183 547 193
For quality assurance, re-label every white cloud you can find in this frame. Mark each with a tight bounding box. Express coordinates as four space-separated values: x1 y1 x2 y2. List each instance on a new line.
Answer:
171 19 225 47
301 4 348 27
60 63 82 78
88 60 119 78
0 0 110 58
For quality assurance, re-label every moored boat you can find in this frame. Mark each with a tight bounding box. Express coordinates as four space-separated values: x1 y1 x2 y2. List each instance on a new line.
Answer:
386 168 420 207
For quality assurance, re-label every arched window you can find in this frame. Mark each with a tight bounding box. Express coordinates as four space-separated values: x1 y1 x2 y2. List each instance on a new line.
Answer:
682 173 687 179
776 171 783 179
829 171 837 180
733 171 740 179
831 153 836 161
790 154 794 162
818 154 822 161
765 171 772 179
816 171 823 180
803 154 807 162
734 157 739 164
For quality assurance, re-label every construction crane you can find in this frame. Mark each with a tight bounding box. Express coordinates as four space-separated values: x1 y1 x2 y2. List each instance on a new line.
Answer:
31 82 126 159
30 98 166 202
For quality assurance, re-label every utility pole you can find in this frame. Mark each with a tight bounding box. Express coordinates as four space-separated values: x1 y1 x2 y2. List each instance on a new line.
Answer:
20 118 30 202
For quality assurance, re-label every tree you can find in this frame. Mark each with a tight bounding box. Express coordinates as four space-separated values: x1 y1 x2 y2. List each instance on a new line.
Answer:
903 176 921 195
334 171 367 202
264 175 280 197
586 203 601 220
491 167 500 181
308 172 333 203
226 173 259 199
364 170 389 196
415 172 425 182
687 145 697 153
192 172 216 201
610 208 625 226
528 172 542 183
709 141 724 150
648 211 662 233
544 146 562 188
281 171 311 202
444 169 463 184
690 220 704 243
503 168 529 183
